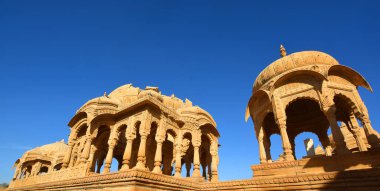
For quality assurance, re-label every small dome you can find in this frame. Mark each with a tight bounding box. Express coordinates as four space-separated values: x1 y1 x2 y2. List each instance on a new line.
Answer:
253 51 339 92
23 140 68 162
78 95 119 113
108 84 141 105
177 106 217 127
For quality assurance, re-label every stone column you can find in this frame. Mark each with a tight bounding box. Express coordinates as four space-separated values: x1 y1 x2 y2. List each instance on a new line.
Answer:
210 143 219 182
257 126 267 163
135 134 148 170
361 115 380 148
153 140 164 173
324 106 350 154
192 143 201 177
263 136 272 162
120 139 133 171
191 131 201 177
86 145 97 173
276 118 294 161
153 118 166 174
102 142 116 174
62 140 75 169
135 112 151 170
174 138 182 177
121 118 136 171
80 135 93 164
348 114 367 152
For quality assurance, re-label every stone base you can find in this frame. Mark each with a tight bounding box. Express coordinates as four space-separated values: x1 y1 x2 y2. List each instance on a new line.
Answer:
7 168 380 190
7 150 380 191
251 149 380 178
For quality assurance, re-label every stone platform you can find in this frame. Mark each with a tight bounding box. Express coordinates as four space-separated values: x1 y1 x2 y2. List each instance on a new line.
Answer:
251 149 380 179
6 168 380 191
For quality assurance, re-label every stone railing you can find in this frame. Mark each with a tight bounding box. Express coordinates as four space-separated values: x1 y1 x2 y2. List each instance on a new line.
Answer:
9 164 86 188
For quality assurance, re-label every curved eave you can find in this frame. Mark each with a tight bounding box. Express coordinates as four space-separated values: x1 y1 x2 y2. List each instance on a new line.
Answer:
245 96 253 122
68 111 87 127
178 107 217 128
245 89 271 122
328 65 373 92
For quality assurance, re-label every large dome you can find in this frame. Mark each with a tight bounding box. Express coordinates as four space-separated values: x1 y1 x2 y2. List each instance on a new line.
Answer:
72 84 217 128
253 51 339 92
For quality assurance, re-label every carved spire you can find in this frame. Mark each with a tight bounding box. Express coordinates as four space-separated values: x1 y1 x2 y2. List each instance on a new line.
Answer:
280 44 287 57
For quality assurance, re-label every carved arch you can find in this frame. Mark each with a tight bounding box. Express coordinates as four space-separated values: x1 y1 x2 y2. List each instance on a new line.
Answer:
70 120 88 142
272 69 327 92
333 92 362 117
283 94 322 111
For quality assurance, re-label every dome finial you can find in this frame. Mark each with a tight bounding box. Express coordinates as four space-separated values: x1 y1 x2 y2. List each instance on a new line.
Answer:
280 44 287 57
104 92 107 97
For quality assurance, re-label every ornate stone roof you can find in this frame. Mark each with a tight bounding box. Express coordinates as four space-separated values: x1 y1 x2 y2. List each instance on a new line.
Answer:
21 140 68 163
253 51 339 92
74 84 217 128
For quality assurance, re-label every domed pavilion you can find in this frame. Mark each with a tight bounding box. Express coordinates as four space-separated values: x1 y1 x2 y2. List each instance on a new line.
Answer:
246 45 380 163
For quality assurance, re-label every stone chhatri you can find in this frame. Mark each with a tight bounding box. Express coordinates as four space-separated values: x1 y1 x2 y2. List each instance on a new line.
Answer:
8 48 380 190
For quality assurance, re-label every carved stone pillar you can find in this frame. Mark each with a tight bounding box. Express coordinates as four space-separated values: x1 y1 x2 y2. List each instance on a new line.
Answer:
174 138 182 177
135 134 148 170
153 117 166 173
276 118 294 161
323 106 350 154
210 143 219 182
348 114 367 152
80 135 92 163
102 142 115 174
153 136 165 173
263 136 272 162
192 145 201 177
120 118 136 171
135 112 151 170
120 139 133 171
62 140 75 169
361 115 380 148
190 131 201 177
86 145 97 173
258 126 267 163
153 141 164 173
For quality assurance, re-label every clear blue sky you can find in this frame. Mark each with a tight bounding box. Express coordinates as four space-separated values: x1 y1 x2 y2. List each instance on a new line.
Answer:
1 0 380 183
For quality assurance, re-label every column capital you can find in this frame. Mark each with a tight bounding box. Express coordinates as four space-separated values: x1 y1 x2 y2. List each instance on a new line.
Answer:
126 131 136 141
193 140 201 148
323 105 336 116
108 142 116 149
155 129 166 143
276 118 286 129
